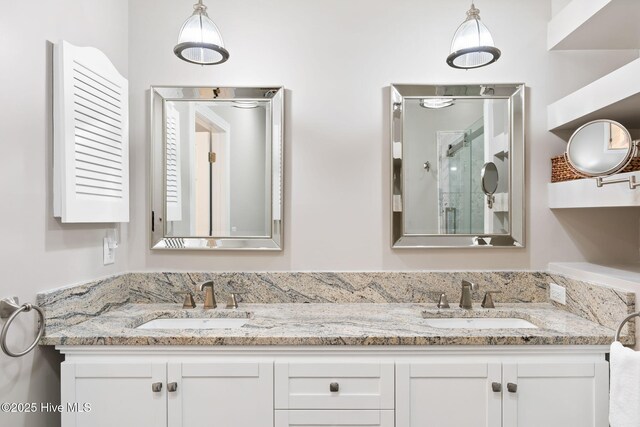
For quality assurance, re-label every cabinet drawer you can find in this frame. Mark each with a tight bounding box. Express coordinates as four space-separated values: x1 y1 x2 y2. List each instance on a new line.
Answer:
275 362 394 410
275 410 394 427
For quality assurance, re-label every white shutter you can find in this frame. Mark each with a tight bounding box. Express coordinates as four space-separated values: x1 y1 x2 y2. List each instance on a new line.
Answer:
165 103 182 221
53 40 129 223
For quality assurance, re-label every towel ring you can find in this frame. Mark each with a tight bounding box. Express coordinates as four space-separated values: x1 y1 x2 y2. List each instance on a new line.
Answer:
0 297 45 358
614 311 640 342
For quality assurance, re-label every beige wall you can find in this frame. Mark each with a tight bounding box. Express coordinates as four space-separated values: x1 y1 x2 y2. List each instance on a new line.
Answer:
1 1 640 425
0 1 129 426
128 0 639 271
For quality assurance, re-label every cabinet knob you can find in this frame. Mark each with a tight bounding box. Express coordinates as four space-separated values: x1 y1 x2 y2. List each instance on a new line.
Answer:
168 382 178 392
491 382 502 392
507 382 518 393
151 382 162 393
329 382 339 392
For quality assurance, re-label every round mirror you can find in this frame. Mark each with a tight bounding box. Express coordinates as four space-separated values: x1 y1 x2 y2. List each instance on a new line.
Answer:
566 120 635 177
481 162 499 195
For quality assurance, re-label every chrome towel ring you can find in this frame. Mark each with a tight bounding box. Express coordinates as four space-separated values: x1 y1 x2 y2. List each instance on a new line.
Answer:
0 297 45 358
614 311 640 342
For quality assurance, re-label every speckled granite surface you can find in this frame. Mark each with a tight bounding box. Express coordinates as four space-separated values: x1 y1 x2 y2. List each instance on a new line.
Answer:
41 303 624 346
36 271 635 346
37 271 552 333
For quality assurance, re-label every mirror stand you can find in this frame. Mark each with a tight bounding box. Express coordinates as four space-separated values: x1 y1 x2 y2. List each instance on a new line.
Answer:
595 175 640 189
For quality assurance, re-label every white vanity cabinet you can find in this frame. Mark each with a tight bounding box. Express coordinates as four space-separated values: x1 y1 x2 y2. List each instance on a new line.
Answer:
61 362 167 427
275 410 395 427
501 362 609 427
396 362 503 427
396 359 609 427
58 346 610 427
274 361 395 427
167 361 273 427
61 357 273 427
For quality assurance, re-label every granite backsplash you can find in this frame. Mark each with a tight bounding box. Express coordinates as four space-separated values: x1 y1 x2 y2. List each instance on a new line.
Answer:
37 271 635 336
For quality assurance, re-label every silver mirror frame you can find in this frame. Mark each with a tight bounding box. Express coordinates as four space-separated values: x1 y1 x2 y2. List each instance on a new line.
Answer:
566 119 637 178
390 84 525 248
150 86 284 250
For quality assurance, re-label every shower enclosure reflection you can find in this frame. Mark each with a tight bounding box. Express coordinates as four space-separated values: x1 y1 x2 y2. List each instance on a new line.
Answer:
404 98 509 235
391 84 524 248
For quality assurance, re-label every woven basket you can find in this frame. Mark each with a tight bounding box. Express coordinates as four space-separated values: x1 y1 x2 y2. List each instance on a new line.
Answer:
551 155 640 183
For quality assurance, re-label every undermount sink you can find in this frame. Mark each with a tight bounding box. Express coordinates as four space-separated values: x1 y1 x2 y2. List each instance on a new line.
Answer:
136 318 248 330
423 317 539 329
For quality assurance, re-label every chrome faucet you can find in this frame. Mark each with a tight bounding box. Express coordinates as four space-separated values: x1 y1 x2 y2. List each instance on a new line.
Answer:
199 281 217 309
459 280 478 309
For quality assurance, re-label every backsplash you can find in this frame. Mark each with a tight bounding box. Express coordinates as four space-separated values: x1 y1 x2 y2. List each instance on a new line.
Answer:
128 271 550 304
38 271 634 336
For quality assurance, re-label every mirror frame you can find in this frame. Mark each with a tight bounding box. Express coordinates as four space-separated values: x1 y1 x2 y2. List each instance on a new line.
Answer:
150 86 284 250
390 84 525 248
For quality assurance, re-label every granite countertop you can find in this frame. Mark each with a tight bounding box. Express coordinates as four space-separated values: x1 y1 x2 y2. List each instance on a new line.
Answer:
41 303 621 346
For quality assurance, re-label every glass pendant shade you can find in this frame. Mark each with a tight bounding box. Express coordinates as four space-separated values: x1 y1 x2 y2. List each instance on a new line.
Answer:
447 3 501 69
174 0 229 65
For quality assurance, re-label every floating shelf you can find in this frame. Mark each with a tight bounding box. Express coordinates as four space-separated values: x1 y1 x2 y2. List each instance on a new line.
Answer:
547 57 640 131
548 172 640 208
548 0 640 51
548 262 640 291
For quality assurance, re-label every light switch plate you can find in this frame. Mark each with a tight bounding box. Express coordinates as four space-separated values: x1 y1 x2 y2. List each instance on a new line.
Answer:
103 237 115 265
549 283 566 305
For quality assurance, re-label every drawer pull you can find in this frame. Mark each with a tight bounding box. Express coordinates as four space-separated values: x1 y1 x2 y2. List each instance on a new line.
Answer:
168 382 178 392
329 382 339 392
507 382 518 393
491 382 502 392
151 382 162 393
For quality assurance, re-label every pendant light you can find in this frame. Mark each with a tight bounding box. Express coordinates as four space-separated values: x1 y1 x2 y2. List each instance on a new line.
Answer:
420 99 455 109
174 0 229 65
446 3 500 69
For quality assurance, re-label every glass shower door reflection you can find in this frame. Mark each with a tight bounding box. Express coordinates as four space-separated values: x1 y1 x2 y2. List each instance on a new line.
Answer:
437 118 485 235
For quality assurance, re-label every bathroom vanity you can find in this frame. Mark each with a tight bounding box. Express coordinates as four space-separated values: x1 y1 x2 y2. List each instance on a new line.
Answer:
46 302 619 427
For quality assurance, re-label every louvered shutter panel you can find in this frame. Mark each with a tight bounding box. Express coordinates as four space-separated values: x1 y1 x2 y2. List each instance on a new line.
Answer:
165 103 182 221
53 40 129 223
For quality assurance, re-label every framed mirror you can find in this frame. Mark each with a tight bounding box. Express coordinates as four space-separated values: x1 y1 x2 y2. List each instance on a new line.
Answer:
391 84 525 248
566 119 637 177
150 86 284 250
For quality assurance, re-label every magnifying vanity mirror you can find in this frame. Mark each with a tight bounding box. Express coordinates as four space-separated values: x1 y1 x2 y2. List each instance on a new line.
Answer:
391 84 525 248
481 162 499 209
566 119 639 189
150 87 284 250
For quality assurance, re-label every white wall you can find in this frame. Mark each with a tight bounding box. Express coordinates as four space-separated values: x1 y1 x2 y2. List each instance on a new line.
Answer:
0 1 638 424
0 1 129 426
128 0 640 271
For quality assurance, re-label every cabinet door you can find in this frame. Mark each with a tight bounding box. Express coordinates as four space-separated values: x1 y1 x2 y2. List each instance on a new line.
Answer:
61 361 167 427
275 410 394 427
167 361 273 427
396 362 502 427
502 362 609 427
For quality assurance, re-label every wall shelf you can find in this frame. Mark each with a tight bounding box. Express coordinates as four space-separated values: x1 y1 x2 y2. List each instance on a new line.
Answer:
547 57 640 131
548 172 640 208
548 0 640 51
548 262 640 292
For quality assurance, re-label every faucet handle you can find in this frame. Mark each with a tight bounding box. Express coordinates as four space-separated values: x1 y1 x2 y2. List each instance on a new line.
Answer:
176 292 196 309
226 292 243 309
437 293 450 309
481 291 501 309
